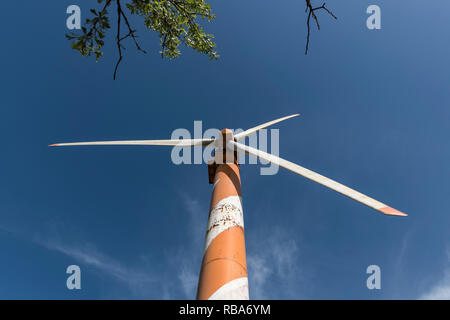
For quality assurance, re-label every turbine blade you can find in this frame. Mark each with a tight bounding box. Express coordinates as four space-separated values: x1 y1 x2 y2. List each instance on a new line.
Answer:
234 114 300 141
49 139 214 147
230 141 407 217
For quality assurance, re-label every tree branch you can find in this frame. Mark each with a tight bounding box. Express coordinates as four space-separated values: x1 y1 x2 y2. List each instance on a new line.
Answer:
114 0 123 80
113 0 147 80
119 4 147 53
305 1 337 55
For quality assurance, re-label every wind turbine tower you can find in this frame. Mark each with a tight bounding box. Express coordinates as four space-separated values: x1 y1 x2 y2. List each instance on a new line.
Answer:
50 114 406 300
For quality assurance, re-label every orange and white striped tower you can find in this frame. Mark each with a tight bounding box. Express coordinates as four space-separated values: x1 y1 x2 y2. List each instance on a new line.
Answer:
196 129 249 300
49 114 408 300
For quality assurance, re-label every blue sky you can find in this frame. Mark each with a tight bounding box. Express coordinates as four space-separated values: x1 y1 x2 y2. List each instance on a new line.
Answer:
0 0 449 299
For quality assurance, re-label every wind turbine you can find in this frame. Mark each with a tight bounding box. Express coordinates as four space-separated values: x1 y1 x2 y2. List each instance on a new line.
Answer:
50 114 406 300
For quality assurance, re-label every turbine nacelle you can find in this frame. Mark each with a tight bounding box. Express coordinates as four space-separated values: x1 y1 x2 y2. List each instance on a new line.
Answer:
213 128 237 165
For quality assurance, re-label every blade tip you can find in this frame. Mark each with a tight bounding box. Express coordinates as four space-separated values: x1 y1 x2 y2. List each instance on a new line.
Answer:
379 206 407 217
49 144 59 147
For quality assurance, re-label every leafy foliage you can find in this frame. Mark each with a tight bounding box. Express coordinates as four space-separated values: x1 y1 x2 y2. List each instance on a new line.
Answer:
127 0 218 59
66 4 110 62
66 0 336 78
66 0 218 65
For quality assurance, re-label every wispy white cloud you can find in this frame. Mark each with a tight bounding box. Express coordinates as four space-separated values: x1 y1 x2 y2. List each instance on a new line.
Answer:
178 262 198 298
38 238 155 286
419 249 450 300
420 283 450 300
180 194 205 247
174 193 205 299
247 254 271 298
0 222 164 298
177 193 306 299
247 228 302 299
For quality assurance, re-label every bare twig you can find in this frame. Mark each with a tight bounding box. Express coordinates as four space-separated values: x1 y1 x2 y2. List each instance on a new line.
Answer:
113 0 147 79
305 1 337 55
113 0 123 80
118 5 147 53
89 0 113 38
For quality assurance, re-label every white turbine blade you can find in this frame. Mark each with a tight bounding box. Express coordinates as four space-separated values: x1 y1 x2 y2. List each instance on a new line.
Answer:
49 139 214 147
229 141 407 217
234 114 300 141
